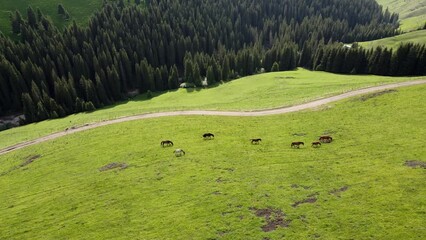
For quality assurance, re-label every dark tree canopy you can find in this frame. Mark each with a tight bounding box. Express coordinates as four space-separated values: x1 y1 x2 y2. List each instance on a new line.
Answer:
0 0 423 125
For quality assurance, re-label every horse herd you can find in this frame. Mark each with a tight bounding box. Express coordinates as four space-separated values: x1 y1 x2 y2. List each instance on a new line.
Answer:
161 133 333 157
291 135 333 148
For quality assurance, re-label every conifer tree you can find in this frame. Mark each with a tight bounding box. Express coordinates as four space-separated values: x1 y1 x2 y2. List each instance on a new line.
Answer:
271 62 280 72
168 65 179 89
206 66 215 84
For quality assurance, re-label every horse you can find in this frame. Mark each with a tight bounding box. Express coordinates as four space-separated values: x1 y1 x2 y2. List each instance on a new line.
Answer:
291 142 304 148
203 133 215 139
311 141 321 148
251 138 262 144
174 149 185 157
319 136 332 143
161 140 174 147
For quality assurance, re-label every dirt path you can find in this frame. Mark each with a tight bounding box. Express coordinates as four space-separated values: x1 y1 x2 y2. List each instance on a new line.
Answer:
1 80 425 155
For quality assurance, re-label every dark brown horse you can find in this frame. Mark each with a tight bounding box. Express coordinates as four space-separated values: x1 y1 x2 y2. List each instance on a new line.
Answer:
161 140 174 147
291 142 304 148
251 138 262 144
311 141 321 148
319 136 333 143
203 133 215 139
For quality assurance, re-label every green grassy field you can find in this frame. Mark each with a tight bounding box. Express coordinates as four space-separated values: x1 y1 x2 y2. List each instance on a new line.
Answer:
357 0 426 49
0 83 424 239
0 0 102 36
376 0 426 32
1 69 423 149
359 29 426 49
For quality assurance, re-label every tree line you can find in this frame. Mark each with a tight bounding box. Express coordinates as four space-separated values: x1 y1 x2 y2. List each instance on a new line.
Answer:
0 0 423 124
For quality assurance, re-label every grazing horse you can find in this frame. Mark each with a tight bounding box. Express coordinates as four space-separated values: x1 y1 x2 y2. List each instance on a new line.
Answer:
291 142 304 148
161 140 174 147
251 138 262 144
203 133 215 139
311 141 321 148
174 149 185 157
319 136 333 143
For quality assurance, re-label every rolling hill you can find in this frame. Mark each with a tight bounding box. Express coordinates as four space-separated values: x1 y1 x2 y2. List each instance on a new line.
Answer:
358 29 426 49
0 83 424 239
0 69 423 150
376 0 426 32
357 0 426 48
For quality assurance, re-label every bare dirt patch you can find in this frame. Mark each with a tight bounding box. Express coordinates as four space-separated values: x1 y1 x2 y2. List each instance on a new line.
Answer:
358 89 397 101
404 160 426 169
250 207 291 232
216 177 225 183
212 166 235 172
99 162 128 172
0 155 41 176
20 155 41 167
292 194 318 208
292 133 306 136
291 184 311 189
217 229 230 236
330 186 349 197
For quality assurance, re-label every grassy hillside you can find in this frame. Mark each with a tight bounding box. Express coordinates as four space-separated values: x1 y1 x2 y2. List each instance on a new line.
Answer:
0 84 424 239
359 29 426 49
0 0 102 36
0 69 423 149
357 0 426 48
376 0 426 32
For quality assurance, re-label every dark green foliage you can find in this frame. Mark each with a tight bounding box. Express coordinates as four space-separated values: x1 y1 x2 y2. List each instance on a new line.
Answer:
168 65 179 89
10 11 23 34
206 66 215 85
184 58 194 84
146 90 153 99
26 6 37 28
221 58 230 81
0 0 423 125
21 93 36 123
57 4 66 15
193 63 202 87
271 62 280 72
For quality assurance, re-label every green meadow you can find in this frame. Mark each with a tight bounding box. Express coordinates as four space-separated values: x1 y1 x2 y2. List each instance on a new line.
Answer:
376 0 426 32
0 84 424 239
359 30 426 49
358 0 426 49
0 0 102 36
0 69 422 149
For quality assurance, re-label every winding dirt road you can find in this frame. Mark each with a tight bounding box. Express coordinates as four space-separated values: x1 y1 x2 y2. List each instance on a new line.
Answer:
1 80 425 156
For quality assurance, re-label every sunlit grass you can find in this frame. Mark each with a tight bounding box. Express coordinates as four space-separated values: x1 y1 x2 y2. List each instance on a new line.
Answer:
376 0 426 31
0 84 424 239
0 69 422 149
359 30 426 49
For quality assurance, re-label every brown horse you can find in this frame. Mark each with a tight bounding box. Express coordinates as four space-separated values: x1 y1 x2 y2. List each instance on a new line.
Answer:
311 141 321 148
161 140 174 147
319 136 333 143
251 138 262 144
291 142 304 148
203 133 215 139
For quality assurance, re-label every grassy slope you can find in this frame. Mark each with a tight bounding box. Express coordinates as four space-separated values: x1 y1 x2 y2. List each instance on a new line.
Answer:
0 84 424 239
358 0 426 48
359 29 426 49
375 0 426 32
0 0 102 36
1 69 423 149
